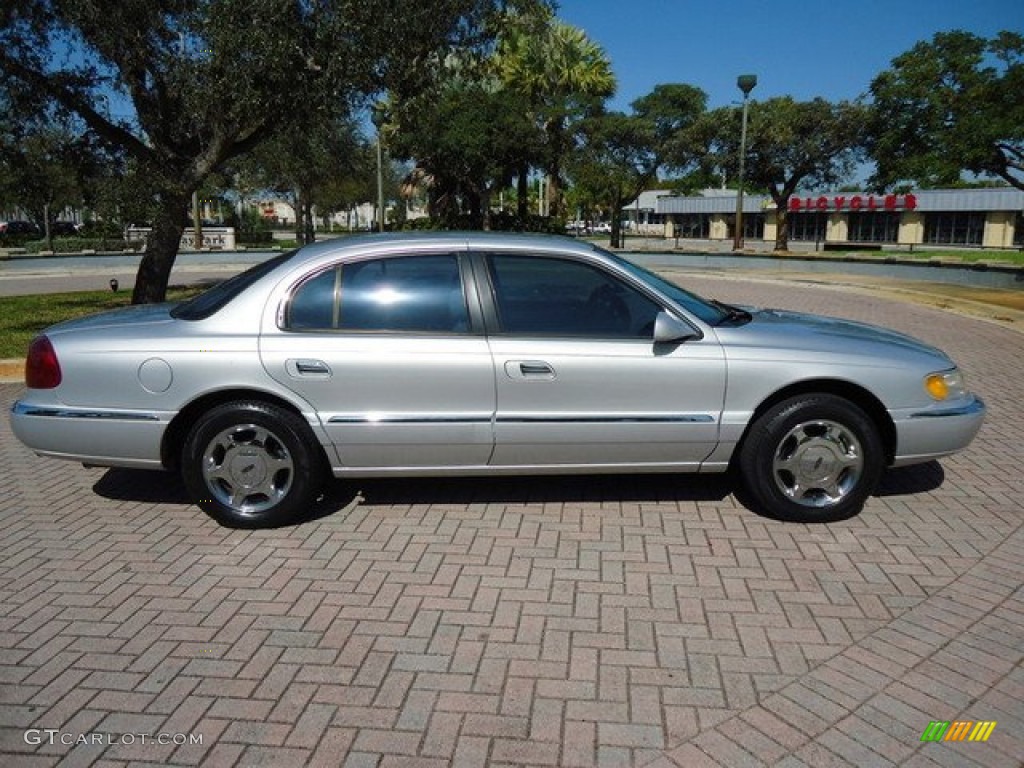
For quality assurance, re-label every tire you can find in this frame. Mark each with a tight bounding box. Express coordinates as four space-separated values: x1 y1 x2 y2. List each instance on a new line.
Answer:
181 401 325 528
737 394 884 523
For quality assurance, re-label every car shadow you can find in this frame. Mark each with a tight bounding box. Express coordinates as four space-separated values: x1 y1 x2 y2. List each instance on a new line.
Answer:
93 468 734 522
93 468 191 504
91 462 945 527
875 461 945 496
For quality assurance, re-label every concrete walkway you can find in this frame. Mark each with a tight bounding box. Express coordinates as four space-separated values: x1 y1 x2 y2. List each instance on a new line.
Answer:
1 275 1020 766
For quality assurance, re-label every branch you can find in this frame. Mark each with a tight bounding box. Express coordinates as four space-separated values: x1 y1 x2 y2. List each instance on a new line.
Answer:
0 52 155 165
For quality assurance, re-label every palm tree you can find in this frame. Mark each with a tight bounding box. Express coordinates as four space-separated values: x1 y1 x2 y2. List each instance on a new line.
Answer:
496 13 616 219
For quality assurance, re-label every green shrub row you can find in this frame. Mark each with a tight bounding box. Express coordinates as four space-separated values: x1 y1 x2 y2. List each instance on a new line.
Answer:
20 237 144 254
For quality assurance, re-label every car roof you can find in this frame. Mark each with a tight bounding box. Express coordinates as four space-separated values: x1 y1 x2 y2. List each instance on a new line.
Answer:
287 231 601 268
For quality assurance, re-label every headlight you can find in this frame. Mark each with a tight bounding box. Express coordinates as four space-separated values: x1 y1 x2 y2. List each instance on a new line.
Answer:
924 369 966 401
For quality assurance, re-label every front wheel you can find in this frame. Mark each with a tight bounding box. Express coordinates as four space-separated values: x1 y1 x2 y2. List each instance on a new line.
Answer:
181 401 325 528
737 394 884 523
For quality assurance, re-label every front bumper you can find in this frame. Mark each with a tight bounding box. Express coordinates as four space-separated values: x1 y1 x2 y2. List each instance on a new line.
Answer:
890 395 986 467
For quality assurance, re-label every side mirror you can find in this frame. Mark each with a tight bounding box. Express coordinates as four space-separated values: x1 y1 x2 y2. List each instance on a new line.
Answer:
653 310 699 343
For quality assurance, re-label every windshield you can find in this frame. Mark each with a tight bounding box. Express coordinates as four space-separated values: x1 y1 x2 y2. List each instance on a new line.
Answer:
171 251 297 321
599 249 730 325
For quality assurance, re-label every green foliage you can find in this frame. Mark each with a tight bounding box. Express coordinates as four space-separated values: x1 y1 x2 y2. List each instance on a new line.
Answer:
21 237 139 254
396 212 564 233
868 30 1024 191
568 83 706 246
700 96 868 249
388 79 541 228
0 0 546 302
227 209 273 245
494 11 617 217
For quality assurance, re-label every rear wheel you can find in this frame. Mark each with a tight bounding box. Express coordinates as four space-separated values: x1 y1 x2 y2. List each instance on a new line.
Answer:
738 394 884 523
181 401 324 527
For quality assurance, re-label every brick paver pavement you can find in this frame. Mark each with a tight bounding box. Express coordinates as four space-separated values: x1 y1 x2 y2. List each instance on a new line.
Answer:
0 274 1021 767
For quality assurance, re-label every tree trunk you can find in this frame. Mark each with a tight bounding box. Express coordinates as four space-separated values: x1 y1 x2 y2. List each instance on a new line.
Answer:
610 199 623 248
132 192 189 304
774 199 790 252
546 169 562 219
481 188 492 231
517 164 529 223
303 200 315 243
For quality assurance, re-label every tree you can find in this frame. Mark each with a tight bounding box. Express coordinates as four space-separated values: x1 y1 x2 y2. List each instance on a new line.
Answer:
387 77 540 229
496 12 615 219
236 112 367 243
570 113 657 248
568 84 706 248
868 30 1024 191
0 0 541 303
702 97 867 251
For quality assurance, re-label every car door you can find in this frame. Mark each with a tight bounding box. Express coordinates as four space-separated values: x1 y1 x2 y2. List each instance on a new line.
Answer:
479 252 726 468
260 252 496 468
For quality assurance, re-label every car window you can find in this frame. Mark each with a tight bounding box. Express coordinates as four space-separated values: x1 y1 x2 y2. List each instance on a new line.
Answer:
487 254 662 338
286 254 470 333
172 251 298 321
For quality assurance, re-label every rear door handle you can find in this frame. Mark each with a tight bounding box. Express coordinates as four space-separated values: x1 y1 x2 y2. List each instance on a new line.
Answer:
504 360 556 380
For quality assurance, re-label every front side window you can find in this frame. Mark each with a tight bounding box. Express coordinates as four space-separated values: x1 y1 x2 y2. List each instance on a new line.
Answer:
487 254 662 338
286 254 469 333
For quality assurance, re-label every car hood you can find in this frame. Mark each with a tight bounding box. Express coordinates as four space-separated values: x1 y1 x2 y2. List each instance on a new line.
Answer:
730 308 950 365
45 303 177 335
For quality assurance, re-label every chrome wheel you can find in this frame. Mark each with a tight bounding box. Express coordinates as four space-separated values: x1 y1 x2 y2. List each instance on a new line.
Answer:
771 419 864 508
738 394 883 523
202 423 295 513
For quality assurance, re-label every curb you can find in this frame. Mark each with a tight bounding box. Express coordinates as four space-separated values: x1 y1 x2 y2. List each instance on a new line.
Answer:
0 359 22 384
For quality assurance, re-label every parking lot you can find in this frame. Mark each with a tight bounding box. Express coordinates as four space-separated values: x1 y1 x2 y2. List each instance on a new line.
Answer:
1 273 1021 767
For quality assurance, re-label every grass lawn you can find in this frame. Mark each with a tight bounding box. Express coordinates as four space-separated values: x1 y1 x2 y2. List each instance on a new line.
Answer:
0 286 204 359
897 249 1024 266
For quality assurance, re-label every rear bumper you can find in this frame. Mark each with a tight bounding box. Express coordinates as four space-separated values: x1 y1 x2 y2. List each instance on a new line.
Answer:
10 400 168 469
890 395 986 467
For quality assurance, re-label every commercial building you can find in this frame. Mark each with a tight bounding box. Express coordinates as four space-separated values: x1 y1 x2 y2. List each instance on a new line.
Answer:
626 187 1024 249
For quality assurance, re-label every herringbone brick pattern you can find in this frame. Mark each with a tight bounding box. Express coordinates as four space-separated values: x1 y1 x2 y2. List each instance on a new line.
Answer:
1 276 1021 767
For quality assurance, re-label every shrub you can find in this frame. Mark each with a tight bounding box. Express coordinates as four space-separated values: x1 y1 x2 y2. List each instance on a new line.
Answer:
22 237 142 254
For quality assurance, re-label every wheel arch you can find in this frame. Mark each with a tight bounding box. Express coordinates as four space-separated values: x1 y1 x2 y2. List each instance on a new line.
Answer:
735 379 897 466
161 388 329 471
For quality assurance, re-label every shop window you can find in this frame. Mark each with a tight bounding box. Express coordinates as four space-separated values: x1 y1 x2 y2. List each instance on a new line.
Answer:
675 214 710 239
848 212 899 243
787 212 827 242
743 213 765 240
924 212 985 246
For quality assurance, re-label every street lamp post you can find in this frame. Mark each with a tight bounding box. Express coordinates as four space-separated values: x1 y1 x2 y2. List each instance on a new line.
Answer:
371 103 387 233
732 74 757 251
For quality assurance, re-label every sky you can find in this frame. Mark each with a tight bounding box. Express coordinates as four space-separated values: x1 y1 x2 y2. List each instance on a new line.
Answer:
553 0 1023 111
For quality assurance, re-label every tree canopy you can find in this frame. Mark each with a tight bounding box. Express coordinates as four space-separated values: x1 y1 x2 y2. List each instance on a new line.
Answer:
0 0 547 302
701 97 868 250
868 30 1024 191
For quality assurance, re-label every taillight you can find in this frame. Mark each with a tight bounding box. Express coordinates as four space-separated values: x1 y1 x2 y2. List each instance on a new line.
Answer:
26 335 62 389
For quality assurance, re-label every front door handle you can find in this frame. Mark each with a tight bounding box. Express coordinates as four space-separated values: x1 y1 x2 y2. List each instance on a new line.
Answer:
288 358 332 377
520 362 554 376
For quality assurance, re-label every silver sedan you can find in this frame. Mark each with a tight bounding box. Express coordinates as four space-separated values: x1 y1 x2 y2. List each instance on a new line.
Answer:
11 233 985 527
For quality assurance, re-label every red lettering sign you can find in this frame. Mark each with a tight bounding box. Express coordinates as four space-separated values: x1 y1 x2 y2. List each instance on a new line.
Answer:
787 194 917 212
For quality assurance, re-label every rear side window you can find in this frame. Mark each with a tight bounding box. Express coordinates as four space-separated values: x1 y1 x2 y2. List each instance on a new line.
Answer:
285 254 470 333
172 251 297 321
